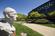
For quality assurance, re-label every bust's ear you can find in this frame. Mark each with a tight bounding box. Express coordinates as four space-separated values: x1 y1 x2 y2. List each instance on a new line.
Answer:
3 12 10 18
6 14 10 18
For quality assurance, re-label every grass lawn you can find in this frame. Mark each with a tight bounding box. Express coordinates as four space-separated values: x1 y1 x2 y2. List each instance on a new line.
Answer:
13 23 43 36
39 24 55 28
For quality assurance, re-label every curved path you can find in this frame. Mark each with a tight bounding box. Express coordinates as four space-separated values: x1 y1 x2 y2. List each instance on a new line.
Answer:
22 23 55 36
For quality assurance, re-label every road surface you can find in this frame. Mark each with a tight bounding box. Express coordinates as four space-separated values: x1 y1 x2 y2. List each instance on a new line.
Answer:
22 23 55 36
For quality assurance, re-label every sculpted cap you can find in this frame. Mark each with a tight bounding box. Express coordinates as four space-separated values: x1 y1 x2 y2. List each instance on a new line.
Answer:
4 7 16 13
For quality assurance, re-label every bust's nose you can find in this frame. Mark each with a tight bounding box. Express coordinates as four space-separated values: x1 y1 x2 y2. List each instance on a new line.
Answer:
15 15 18 18
14 15 18 20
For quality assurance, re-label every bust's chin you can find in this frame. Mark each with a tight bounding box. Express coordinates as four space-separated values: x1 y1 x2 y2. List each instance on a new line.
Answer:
13 18 16 21
14 19 16 21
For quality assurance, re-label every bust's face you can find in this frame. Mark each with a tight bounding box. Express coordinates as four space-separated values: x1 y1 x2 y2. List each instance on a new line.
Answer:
8 11 17 20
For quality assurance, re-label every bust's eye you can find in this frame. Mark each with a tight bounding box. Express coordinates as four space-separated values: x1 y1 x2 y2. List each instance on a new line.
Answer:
14 13 16 15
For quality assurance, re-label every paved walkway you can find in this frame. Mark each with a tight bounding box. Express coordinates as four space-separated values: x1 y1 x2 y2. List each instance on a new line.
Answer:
22 23 55 36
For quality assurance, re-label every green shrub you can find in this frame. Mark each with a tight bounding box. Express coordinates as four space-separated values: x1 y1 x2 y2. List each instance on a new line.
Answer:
48 11 55 16
34 19 49 24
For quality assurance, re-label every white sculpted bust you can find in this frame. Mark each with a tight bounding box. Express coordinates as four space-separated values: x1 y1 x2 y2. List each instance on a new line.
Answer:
0 7 17 36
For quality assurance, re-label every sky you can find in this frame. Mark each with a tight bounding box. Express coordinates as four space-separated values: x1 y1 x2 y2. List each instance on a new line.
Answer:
0 0 49 18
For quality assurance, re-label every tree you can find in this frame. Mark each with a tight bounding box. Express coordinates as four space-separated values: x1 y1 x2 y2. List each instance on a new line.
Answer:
28 11 41 19
27 11 46 22
16 13 27 21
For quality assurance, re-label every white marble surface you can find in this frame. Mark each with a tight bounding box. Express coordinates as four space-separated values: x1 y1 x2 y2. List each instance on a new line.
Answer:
0 22 15 34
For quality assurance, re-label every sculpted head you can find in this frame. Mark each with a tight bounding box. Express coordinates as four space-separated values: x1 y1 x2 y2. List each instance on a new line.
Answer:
3 7 17 20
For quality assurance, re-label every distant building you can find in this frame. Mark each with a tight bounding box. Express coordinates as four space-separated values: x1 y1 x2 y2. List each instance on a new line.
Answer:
29 0 55 14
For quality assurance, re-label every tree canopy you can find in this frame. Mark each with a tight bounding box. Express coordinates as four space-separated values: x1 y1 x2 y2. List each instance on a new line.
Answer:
16 13 27 21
